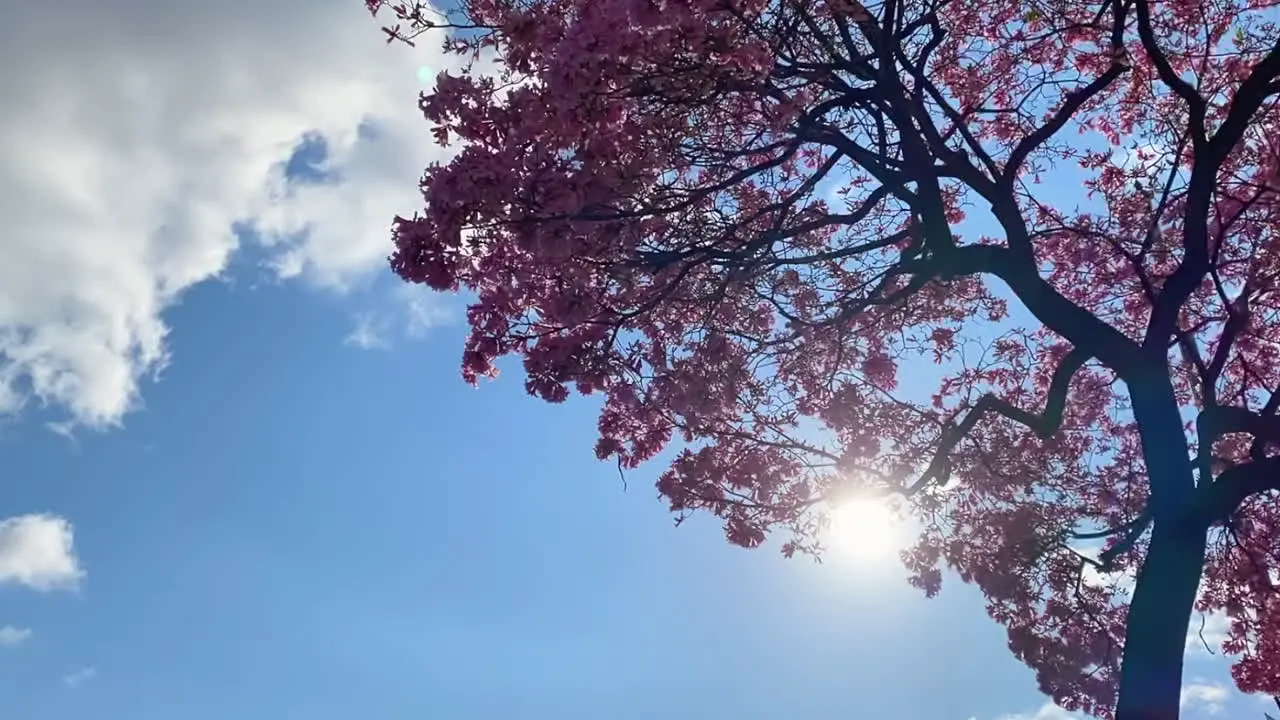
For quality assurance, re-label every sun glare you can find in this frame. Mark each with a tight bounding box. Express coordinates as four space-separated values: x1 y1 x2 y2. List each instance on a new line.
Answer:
826 497 900 561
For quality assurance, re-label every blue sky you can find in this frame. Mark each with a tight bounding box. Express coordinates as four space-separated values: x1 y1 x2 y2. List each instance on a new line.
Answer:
0 256 1130 720
0 148 1255 720
0 0 1265 718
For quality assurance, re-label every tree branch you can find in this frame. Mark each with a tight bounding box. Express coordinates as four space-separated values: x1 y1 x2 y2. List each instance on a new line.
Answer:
1003 61 1129 184
945 245 1143 376
1203 287 1250 392
1198 405 1280 452
905 347 1090 493
1194 404 1280 485
1004 0 1131 184
1144 38 1280 352
1198 455 1280 524
1097 512 1154 569
1133 0 1207 148
1071 511 1151 541
1209 37 1280 161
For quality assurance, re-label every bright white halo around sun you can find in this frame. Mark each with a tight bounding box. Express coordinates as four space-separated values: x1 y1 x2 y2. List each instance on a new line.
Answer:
825 497 901 562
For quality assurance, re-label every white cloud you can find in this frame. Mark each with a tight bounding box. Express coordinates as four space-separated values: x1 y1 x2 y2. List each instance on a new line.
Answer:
0 0 475 428
63 666 96 688
997 702 1081 720
1186 610 1230 655
1181 681 1229 715
400 283 453 339
344 284 454 350
1071 542 1135 596
1112 143 1164 172
344 313 390 350
0 514 83 591
0 626 32 647
997 687 1236 720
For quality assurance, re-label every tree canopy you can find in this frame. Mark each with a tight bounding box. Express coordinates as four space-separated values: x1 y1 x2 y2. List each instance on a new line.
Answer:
365 0 1280 717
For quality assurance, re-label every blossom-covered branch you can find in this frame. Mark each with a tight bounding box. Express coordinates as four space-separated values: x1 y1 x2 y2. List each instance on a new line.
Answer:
365 0 1280 715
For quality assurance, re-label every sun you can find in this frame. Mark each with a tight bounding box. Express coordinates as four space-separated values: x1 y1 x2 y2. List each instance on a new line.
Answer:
826 497 900 561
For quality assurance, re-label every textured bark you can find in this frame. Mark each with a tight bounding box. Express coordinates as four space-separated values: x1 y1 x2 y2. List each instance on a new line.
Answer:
1115 525 1207 720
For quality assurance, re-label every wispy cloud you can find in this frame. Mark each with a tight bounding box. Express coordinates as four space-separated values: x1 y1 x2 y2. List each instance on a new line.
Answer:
343 313 390 350
996 702 1081 720
0 625 32 647
1181 681 1229 715
1186 610 1230 655
343 283 454 350
0 514 83 591
993 682 1234 720
399 283 452 339
63 666 96 688
1071 541 1135 597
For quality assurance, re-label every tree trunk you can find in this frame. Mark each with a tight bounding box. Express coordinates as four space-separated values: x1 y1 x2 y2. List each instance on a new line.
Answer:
1114 523 1207 720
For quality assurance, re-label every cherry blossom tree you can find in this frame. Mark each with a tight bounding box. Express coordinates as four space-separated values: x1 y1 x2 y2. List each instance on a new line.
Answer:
364 0 1280 717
